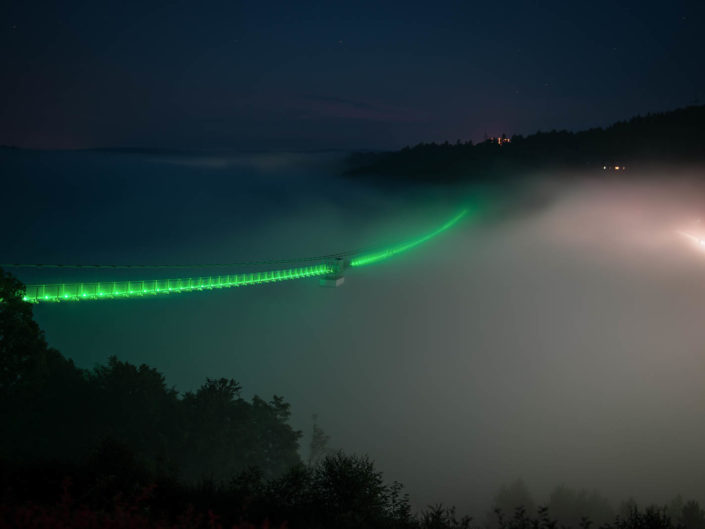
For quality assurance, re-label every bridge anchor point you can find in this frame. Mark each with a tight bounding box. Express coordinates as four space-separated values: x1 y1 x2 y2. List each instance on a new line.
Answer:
319 257 348 288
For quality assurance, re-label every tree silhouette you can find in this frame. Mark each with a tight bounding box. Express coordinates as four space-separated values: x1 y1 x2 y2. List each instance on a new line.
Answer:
547 485 614 527
0 268 302 484
308 414 330 466
346 104 705 182
681 500 705 529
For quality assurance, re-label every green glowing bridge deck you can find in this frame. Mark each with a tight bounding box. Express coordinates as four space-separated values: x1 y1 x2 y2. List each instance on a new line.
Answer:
16 207 475 304
22 264 334 303
350 209 468 267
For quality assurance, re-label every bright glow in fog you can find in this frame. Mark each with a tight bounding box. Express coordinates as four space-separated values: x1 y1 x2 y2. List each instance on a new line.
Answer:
677 230 705 250
291 169 705 514
12 152 705 517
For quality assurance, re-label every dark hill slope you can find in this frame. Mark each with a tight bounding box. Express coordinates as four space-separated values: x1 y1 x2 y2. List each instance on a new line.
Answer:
346 105 705 182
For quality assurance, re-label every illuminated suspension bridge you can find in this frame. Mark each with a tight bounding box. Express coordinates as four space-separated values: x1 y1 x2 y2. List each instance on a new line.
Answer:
5 208 471 304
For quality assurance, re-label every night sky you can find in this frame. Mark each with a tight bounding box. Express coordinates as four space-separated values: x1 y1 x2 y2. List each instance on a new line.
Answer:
5 1 705 514
2 0 704 151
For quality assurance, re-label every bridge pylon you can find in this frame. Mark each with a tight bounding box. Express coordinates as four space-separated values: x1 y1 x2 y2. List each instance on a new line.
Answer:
319 257 348 287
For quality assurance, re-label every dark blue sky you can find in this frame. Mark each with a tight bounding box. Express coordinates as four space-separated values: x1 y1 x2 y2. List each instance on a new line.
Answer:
2 0 703 150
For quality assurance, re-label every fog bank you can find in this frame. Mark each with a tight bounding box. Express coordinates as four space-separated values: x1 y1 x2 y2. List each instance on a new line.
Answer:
7 150 704 515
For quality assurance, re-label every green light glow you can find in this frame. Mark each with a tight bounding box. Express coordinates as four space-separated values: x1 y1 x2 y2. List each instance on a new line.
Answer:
23 264 334 304
350 208 470 267
20 206 477 304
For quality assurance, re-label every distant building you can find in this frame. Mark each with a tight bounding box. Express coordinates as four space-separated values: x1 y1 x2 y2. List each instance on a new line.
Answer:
486 133 511 145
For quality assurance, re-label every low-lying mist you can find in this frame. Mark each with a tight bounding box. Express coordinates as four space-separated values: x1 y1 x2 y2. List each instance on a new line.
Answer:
10 150 705 516
283 167 705 515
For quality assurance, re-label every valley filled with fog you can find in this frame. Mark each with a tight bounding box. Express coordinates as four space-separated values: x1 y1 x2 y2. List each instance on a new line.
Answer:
4 149 705 516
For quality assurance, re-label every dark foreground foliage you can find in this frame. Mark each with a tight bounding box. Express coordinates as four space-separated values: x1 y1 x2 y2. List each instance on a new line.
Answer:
0 452 413 529
345 104 705 182
3 268 705 528
0 268 300 484
0 476 280 529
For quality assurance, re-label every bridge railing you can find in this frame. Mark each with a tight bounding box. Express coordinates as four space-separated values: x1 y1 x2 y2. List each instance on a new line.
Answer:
23 264 334 303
